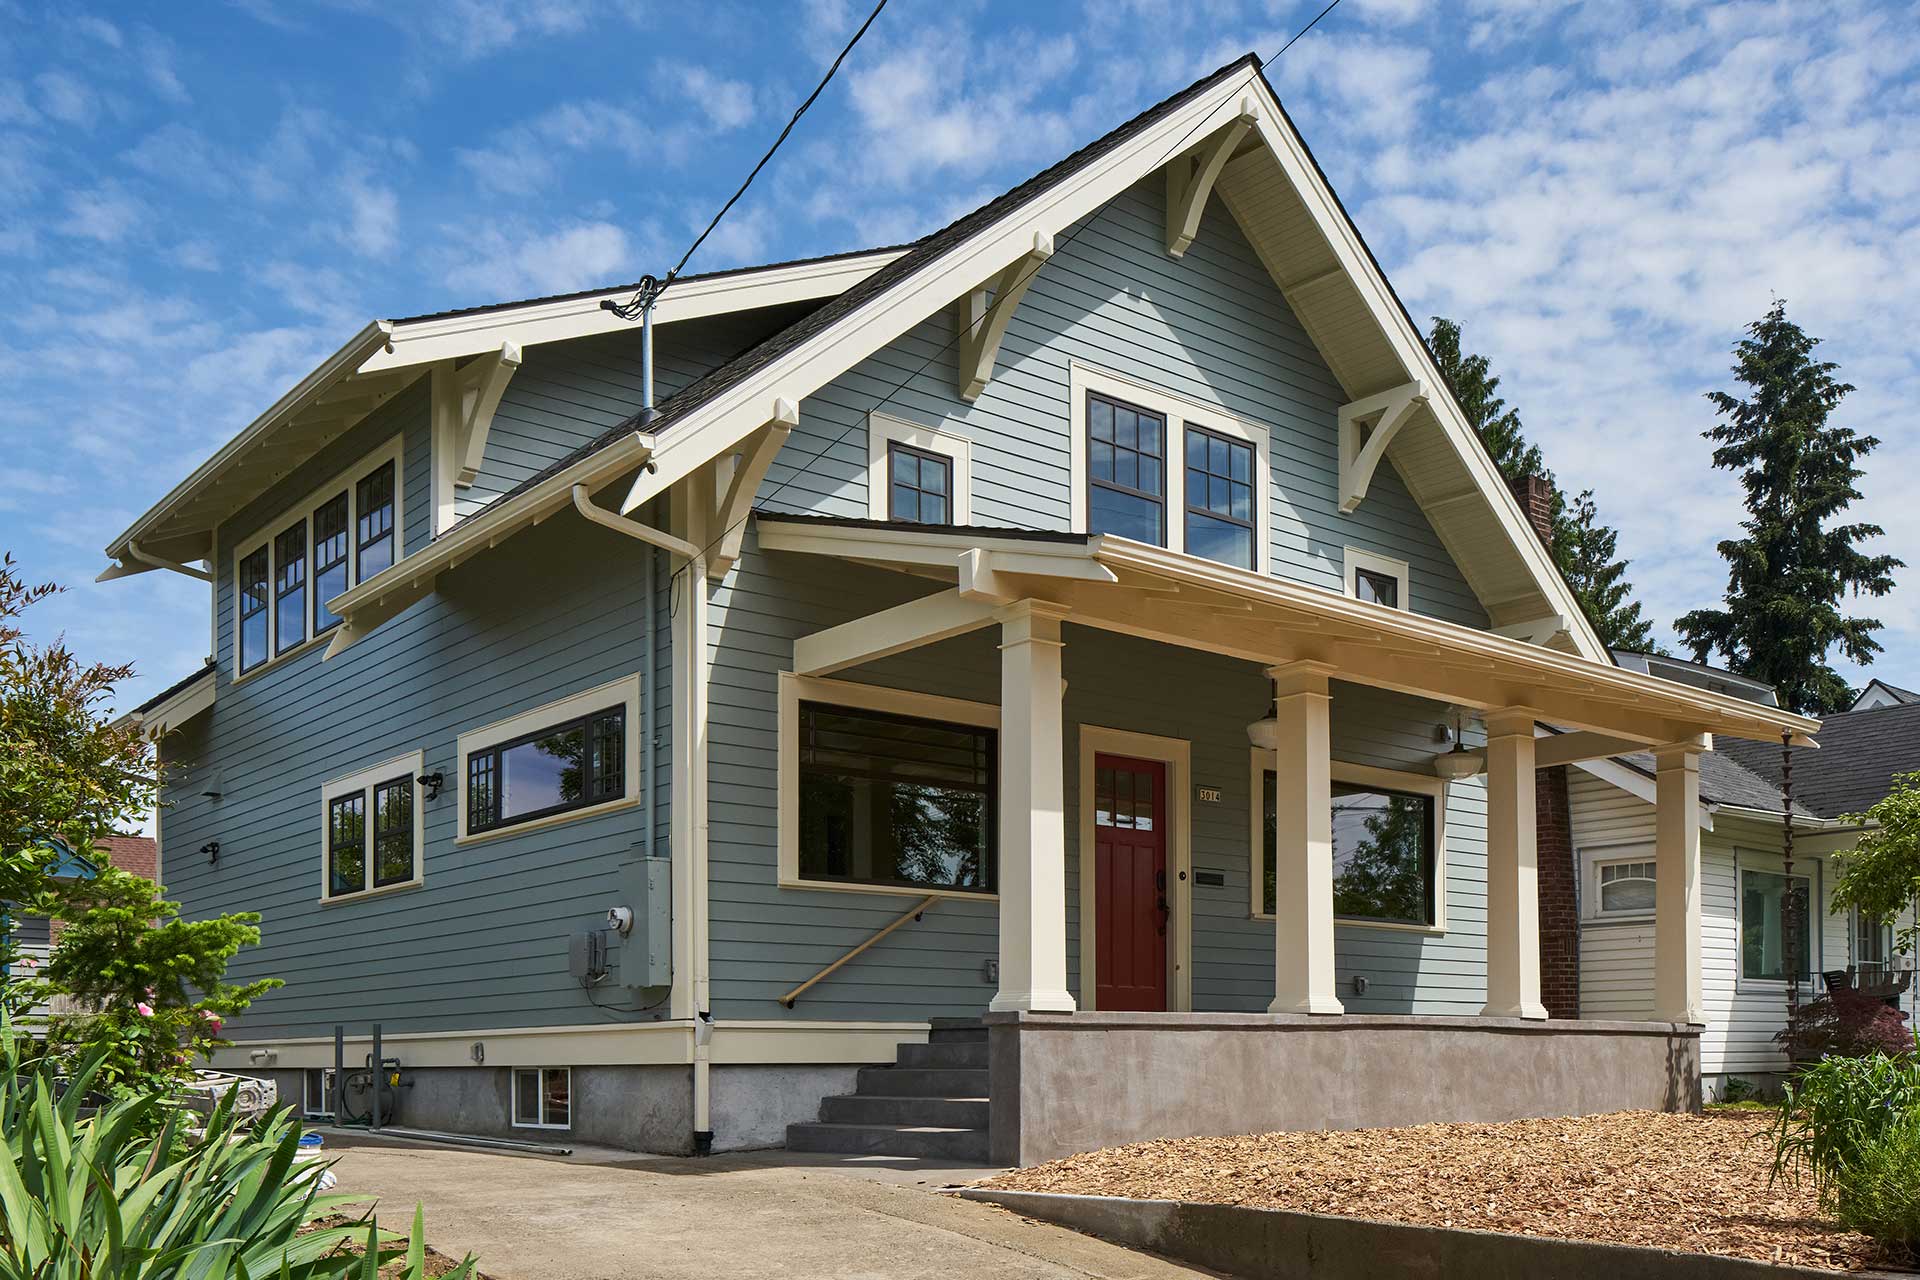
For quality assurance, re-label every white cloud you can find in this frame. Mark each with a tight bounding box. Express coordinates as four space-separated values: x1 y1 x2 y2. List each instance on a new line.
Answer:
72 14 122 47
457 100 653 196
440 220 638 300
60 185 143 242
35 70 95 126
675 66 755 131
343 179 399 256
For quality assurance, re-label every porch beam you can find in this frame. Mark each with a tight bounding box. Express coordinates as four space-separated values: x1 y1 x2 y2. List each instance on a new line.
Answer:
1166 106 1257 257
1482 707 1548 1020
955 230 1053 402
1532 729 1658 768
1266 660 1344 1016
990 600 1077 1014
792 590 1003 678
1653 740 1707 1024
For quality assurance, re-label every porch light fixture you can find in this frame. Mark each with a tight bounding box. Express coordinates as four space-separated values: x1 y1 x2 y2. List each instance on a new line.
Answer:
1245 700 1279 751
1430 708 1485 781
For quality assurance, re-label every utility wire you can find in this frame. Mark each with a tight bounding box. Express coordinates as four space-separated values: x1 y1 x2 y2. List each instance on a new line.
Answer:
604 0 889 319
665 0 1344 575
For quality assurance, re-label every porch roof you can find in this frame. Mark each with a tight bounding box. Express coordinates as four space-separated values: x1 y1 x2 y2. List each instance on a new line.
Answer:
754 513 1820 751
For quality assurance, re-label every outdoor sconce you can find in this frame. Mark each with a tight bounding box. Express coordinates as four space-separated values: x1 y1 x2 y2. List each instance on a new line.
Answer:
416 771 445 801
200 841 220 866
1245 697 1279 751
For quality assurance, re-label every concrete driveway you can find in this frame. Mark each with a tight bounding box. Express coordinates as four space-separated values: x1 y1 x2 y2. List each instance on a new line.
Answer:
324 1132 1212 1280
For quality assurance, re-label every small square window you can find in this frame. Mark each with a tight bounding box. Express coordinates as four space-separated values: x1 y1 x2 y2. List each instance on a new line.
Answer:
888 443 952 524
1355 567 1399 608
511 1067 571 1128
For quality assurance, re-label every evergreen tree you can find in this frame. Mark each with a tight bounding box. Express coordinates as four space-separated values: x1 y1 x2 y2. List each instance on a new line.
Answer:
1675 300 1902 715
1428 317 1658 653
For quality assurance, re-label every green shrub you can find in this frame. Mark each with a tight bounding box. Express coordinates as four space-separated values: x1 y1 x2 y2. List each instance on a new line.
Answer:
1772 1049 1920 1190
1829 1115 1920 1258
0 1015 475 1279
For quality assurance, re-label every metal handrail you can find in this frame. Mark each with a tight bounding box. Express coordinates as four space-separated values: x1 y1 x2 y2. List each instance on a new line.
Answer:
779 894 938 1008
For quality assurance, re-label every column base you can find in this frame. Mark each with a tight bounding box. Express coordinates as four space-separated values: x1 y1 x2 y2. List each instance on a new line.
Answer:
1269 995 1346 1016
1480 1000 1550 1020
1653 1006 1704 1026
989 989 1079 1014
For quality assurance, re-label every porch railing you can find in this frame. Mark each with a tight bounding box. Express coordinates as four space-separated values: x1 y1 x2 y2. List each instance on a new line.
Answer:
779 894 939 1008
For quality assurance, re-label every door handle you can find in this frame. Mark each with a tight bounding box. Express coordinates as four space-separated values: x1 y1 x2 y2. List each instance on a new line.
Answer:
1155 869 1170 936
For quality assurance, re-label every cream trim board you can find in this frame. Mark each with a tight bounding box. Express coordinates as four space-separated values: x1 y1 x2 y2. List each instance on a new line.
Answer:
1067 361 1272 576
1075 725 1193 1013
776 672 1001 900
1342 546 1410 610
208 1020 929 1070
454 674 643 844
1732 848 1824 992
231 434 405 682
1247 749 1450 933
1581 841 1657 924
866 412 973 523
318 749 425 903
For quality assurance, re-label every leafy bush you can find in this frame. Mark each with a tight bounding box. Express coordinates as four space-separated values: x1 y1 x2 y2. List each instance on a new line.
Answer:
0 1017 475 1279
1828 1115 1920 1258
1775 989 1915 1064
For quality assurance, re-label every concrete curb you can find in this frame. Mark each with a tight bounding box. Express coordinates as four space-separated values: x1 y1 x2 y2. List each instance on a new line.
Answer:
954 1188 1902 1280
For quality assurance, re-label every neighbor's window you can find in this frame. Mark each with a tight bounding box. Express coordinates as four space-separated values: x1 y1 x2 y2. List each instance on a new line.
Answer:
1262 773 1437 926
1857 909 1893 978
797 702 995 893
888 443 952 524
232 444 399 676
1354 567 1399 608
238 547 270 673
466 706 626 835
323 755 421 902
1598 860 1657 914
512 1067 571 1128
1740 867 1812 982
1184 425 1255 569
1087 392 1166 545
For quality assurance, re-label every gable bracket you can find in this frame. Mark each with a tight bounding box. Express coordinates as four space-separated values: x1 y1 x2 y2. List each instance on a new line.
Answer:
1337 380 1428 514
954 230 1054 403
707 397 799 581
1490 614 1570 647
449 342 524 488
1165 102 1258 257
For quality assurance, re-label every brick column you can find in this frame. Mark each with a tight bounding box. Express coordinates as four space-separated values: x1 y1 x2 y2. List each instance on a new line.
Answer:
1535 764 1580 1019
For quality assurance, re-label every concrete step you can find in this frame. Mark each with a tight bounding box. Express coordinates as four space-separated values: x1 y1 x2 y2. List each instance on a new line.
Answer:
820 1094 990 1127
928 1018 988 1044
786 1121 990 1161
896 1040 989 1069
856 1065 989 1097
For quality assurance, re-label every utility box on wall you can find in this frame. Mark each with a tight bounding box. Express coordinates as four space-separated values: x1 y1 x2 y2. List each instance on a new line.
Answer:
613 853 672 992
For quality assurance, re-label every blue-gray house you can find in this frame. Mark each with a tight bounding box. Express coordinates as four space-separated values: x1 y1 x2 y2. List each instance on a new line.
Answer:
103 56 1818 1163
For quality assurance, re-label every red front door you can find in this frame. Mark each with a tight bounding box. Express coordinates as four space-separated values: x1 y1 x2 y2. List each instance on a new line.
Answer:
1094 753 1168 1012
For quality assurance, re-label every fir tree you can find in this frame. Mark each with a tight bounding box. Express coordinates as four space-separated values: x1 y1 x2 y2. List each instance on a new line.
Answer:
1427 318 1658 653
1675 300 1902 714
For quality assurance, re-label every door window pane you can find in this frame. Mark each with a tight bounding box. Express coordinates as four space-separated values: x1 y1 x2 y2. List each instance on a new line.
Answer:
797 702 995 892
1741 868 1812 981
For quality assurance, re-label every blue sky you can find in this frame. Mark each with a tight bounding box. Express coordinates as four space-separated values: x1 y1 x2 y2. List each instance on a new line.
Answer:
4 0 1917 718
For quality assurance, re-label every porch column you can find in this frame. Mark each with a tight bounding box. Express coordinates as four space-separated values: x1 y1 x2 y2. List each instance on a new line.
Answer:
990 601 1076 1013
1482 708 1548 1020
1653 740 1707 1024
1267 661 1344 1015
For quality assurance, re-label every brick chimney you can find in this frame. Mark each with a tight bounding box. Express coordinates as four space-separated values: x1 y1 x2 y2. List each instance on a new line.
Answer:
1508 473 1554 546
1500 471 1580 1017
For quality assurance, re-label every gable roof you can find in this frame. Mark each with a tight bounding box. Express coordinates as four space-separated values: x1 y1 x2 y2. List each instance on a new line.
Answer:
1853 678 1919 709
1713 701 1920 819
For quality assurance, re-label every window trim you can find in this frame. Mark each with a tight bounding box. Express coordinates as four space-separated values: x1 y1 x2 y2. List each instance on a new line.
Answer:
886 441 956 525
867 412 972 524
510 1066 572 1129
777 672 1001 901
455 675 642 844
1594 855 1659 919
1246 750 1449 933
1343 546 1410 611
1067 361 1272 575
230 436 404 681
318 749 425 904
1735 851 1822 990
1579 842 1657 923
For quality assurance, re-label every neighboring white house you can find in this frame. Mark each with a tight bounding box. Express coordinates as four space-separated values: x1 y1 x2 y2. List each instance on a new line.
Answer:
1569 687 1920 1098
1852 678 1919 712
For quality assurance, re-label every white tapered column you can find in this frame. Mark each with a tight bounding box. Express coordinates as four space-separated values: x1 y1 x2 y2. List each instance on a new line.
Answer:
1268 661 1344 1016
1654 739 1707 1024
990 601 1076 1013
1482 708 1548 1020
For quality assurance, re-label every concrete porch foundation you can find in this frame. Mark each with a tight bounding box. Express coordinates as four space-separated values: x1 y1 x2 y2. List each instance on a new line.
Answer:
986 1011 1702 1166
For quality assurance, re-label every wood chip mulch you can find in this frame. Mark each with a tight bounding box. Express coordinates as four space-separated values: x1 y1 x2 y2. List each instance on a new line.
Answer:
979 1110 1904 1273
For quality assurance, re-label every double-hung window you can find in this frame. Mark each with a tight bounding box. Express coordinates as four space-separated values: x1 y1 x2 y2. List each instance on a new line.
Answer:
1184 425 1255 569
456 677 642 842
1086 392 1167 545
889 443 952 524
320 750 424 902
231 440 402 676
1256 758 1442 928
1739 863 1814 983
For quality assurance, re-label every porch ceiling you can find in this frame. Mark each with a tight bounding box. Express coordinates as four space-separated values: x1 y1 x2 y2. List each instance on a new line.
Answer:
755 515 1820 751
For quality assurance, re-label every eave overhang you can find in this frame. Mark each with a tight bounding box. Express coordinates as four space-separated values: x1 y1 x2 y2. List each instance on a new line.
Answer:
111 663 215 740
754 516 1820 752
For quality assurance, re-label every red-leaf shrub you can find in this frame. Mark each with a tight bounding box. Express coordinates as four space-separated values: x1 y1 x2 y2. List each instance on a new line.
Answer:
1776 989 1915 1063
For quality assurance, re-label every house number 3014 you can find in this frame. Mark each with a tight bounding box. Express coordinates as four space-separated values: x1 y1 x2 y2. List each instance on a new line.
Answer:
1196 786 1223 804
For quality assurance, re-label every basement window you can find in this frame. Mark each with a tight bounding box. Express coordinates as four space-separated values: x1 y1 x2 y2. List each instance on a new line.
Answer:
512 1067 571 1129
303 1067 336 1118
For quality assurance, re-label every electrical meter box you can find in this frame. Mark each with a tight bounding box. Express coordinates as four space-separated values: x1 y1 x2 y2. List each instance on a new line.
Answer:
612 853 672 991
